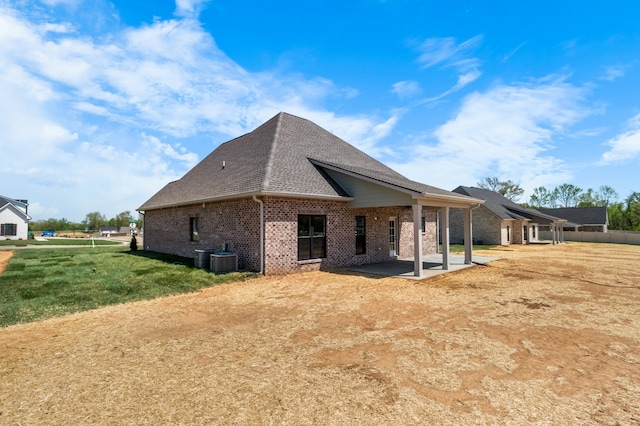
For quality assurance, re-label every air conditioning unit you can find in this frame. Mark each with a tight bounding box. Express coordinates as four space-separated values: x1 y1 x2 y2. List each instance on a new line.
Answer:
210 253 238 274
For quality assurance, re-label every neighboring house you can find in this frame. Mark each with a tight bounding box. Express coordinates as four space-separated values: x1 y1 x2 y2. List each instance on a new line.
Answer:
538 207 608 232
0 196 30 240
99 226 119 237
450 186 566 245
138 112 483 276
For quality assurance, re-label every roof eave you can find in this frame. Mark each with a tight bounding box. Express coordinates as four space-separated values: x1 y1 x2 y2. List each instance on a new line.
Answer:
415 192 485 208
138 191 354 211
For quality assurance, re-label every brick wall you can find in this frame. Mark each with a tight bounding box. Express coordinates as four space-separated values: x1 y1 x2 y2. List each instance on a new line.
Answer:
450 206 505 245
143 198 261 271
145 197 439 275
262 198 437 274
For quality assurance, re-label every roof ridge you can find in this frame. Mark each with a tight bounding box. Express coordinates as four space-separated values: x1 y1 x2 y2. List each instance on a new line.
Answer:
261 112 284 191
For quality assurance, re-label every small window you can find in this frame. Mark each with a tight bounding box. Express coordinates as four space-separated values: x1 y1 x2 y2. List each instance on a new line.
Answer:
532 226 536 238
298 215 326 260
421 216 426 233
190 217 199 241
1 223 17 236
355 216 366 254
506 226 510 242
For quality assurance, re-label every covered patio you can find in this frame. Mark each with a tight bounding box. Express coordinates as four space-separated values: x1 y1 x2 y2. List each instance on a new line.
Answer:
347 253 499 280
409 195 484 277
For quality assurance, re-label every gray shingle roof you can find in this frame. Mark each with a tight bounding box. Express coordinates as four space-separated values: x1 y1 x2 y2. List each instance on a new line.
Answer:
0 196 30 219
140 112 475 210
453 186 564 224
538 207 608 226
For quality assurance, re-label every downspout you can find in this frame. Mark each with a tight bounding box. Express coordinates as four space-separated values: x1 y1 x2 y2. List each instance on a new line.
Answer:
253 196 264 274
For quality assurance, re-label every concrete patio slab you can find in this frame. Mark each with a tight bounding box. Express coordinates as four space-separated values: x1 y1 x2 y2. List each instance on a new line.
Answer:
346 254 499 280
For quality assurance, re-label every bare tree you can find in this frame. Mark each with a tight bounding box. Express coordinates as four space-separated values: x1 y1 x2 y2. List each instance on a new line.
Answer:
478 177 524 202
555 184 582 207
598 185 618 207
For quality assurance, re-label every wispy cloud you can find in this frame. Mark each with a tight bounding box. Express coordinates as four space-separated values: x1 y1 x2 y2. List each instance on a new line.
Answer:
389 77 591 193
391 80 422 99
599 112 640 164
0 1 398 220
413 35 483 102
502 41 527 63
600 65 626 81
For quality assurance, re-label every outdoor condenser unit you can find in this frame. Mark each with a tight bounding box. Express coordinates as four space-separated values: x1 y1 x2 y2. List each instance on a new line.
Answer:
210 252 238 274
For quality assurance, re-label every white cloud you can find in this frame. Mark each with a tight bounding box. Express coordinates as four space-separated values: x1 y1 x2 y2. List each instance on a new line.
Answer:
600 65 626 81
391 80 421 99
415 35 482 70
39 0 81 6
389 78 590 194
174 0 208 17
0 2 397 220
600 112 640 164
413 35 483 101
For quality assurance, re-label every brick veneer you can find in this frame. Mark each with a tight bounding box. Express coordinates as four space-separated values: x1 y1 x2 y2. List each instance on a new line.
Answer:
144 196 438 275
450 206 505 245
143 198 262 271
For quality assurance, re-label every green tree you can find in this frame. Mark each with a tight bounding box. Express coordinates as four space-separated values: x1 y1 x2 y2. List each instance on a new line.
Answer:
529 186 552 208
625 192 640 230
577 188 601 207
114 211 133 229
83 211 106 231
477 177 525 202
608 202 627 230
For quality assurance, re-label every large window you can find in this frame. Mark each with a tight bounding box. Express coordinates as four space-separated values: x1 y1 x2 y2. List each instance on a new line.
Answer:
355 216 366 255
298 215 326 260
1 223 17 236
190 217 200 241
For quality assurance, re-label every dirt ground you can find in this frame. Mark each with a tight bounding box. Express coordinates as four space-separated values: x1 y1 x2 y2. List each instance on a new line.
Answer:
1 242 639 425
0 251 11 274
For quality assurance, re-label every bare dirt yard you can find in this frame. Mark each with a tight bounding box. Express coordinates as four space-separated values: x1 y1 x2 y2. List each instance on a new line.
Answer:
1 242 639 425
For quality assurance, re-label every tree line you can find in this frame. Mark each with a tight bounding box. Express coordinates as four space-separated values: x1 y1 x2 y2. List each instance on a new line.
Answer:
29 211 139 233
477 177 640 231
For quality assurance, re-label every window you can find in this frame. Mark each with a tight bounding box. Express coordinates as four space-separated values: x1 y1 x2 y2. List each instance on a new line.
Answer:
506 226 510 242
421 216 426 233
190 217 199 241
298 215 326 260
1 223 17 236
532 226 536 238
355 216 366 255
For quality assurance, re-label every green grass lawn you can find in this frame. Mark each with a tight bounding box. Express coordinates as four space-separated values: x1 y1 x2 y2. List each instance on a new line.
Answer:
0 247 255 327
0 238 122 246
441 244 496 252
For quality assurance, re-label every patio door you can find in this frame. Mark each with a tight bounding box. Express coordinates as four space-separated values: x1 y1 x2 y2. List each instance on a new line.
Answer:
389 217 397 257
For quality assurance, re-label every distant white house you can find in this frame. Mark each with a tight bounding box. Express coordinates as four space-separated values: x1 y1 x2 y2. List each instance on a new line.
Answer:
0 196 31 240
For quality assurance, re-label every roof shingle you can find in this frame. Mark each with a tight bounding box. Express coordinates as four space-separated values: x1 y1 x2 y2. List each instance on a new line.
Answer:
140 112 475 210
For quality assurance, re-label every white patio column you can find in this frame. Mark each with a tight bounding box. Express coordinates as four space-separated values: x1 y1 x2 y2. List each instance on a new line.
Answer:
463 207 472 264
441 206 450 270
560 224 565 244
412 204 423 277
551 223 556 245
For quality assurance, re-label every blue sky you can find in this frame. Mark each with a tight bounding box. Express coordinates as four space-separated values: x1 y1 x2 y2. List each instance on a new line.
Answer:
2 0 640 222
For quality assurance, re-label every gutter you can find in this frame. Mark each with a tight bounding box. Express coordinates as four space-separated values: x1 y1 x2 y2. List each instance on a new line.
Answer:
252 195 264 274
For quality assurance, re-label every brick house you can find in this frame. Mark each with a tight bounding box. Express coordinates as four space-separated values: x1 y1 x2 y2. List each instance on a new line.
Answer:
450 186 566 245
0 196 30 240
538 207 608 232
138 113 483 276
